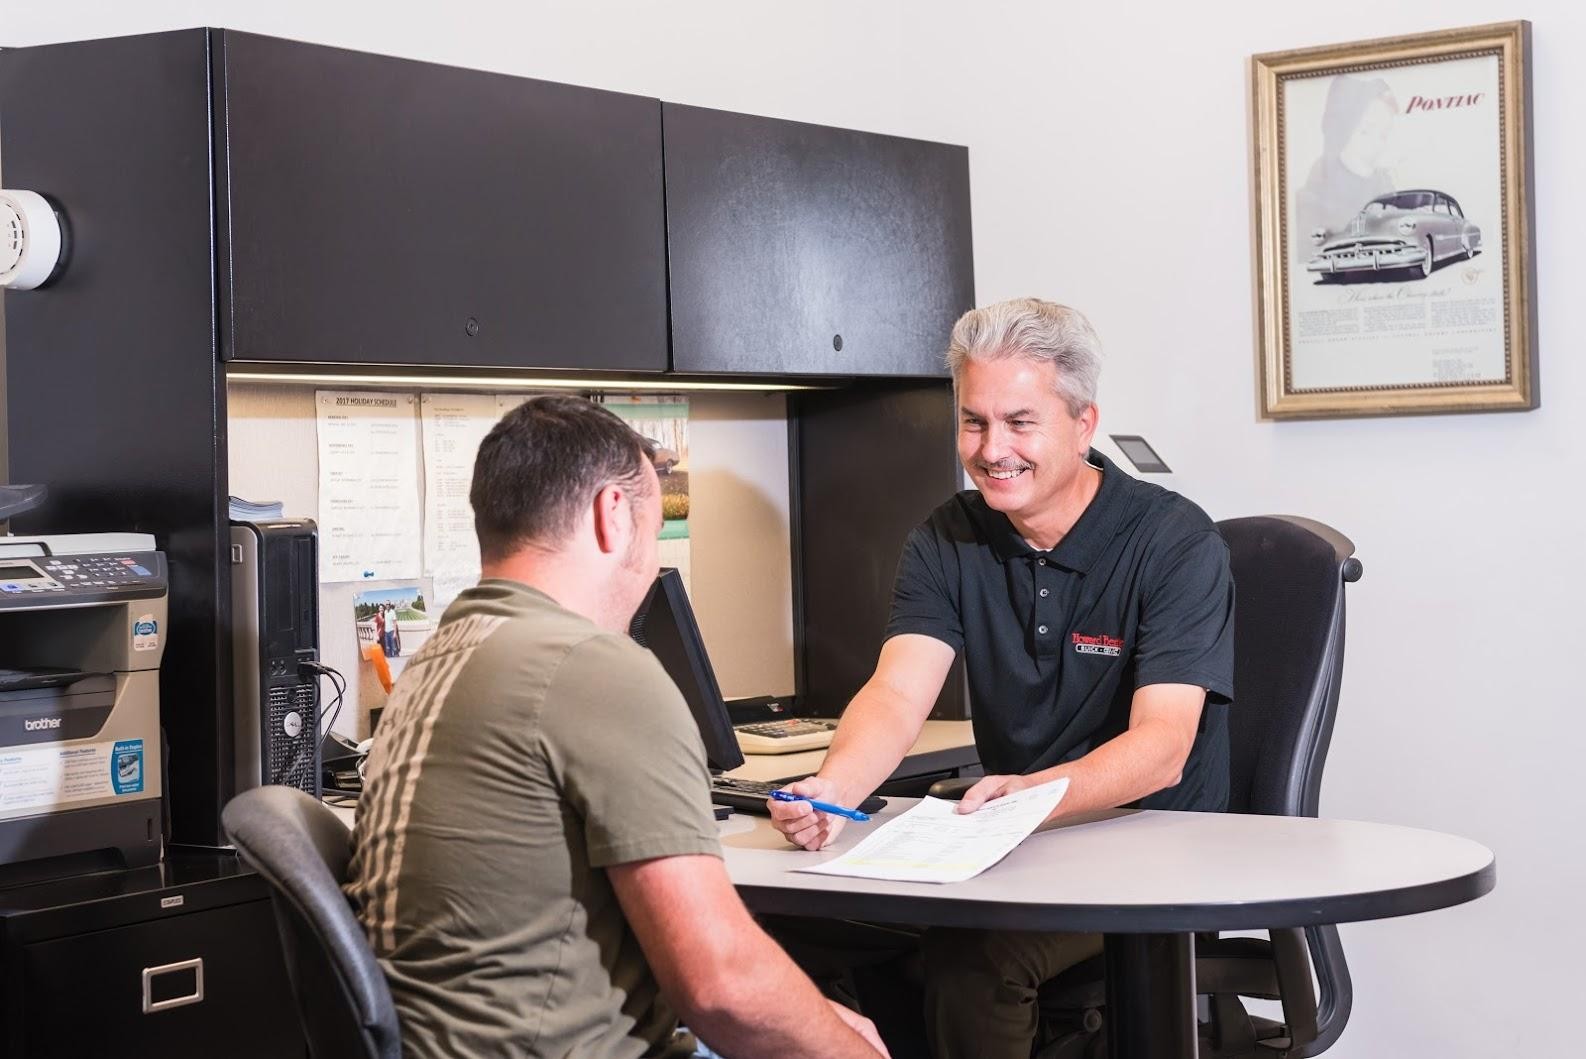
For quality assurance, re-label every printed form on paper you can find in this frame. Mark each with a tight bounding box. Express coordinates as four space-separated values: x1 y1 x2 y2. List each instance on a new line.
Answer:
797 778 1070 884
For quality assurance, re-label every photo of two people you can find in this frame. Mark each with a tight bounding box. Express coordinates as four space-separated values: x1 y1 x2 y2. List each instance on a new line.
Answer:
353 583 434 710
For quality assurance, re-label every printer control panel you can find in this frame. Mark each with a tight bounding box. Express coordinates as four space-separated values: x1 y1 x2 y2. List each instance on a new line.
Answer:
0 552 166 602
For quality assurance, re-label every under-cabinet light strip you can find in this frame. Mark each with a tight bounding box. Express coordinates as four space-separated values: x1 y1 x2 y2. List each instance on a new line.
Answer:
224 369 828 393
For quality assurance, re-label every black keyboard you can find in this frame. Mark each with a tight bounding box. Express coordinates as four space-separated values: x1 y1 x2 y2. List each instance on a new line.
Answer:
708 775 886 816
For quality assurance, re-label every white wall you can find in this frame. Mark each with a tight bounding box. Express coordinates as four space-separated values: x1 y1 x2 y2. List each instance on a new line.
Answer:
8 2 1582 1053
898 4 1584 1057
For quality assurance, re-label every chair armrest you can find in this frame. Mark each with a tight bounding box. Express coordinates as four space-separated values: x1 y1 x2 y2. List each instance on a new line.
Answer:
925 777 978 801
1300 924 1353 1057
1271 928 1319 1050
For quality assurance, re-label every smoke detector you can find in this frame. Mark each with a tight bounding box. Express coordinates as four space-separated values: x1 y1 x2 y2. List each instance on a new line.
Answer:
0 190 65 290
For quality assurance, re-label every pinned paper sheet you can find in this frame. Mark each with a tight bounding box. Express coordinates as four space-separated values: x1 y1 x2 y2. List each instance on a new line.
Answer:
420 393 499 614
315 391 422 583
797 778 1070 884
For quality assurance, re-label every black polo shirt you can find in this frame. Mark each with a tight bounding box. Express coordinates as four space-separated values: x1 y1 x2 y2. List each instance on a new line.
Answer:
886 451 1235 811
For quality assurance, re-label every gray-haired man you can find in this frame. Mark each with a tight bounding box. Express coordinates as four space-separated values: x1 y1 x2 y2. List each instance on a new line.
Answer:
769 298 1235 1057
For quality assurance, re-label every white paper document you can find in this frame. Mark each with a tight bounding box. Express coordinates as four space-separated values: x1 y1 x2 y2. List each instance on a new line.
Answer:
797 778 1070 884
420 393 500 614
315 390 423 582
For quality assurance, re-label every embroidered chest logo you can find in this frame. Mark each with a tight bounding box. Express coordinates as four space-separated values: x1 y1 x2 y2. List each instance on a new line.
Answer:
1071 632 1124 657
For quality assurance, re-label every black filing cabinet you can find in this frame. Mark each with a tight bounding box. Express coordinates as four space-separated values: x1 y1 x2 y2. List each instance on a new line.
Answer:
0 853 304 1058
216 30 669 371
663 103 974 377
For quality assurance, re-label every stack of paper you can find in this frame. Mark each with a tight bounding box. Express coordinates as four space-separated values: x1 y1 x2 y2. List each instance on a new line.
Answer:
228 495 285 522
797 778 1070 884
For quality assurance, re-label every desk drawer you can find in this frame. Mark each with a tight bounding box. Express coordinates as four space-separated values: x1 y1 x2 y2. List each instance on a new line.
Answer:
20 898 303 1057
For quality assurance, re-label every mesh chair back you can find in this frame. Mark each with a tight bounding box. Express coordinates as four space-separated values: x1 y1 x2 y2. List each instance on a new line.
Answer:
1214 515 1361 1055
1215 516 1360 819
222 786 401 1059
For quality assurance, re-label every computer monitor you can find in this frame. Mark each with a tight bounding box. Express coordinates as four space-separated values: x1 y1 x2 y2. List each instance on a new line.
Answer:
628 568 745 772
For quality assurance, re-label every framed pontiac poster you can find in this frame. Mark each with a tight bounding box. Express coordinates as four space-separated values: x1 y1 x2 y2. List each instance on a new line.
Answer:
1251 21 1536 419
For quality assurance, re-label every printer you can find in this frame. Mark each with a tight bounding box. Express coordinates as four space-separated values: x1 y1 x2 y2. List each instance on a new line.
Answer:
0 512 167 881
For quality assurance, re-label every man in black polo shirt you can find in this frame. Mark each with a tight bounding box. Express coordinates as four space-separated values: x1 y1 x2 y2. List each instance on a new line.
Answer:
768 297 1234 1059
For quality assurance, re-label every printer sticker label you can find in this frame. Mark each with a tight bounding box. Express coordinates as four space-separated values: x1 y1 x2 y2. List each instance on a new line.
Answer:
132 614 159 652
112 740 145 795
0 739 146 812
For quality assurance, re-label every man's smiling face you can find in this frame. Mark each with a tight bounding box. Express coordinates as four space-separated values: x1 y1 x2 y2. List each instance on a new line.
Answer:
956 356 1096 527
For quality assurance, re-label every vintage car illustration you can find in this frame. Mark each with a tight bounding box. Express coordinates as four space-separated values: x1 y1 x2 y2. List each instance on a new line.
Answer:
1306 189 1482 281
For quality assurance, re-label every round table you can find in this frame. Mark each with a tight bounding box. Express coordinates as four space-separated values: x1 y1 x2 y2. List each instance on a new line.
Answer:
719 803 1496 1059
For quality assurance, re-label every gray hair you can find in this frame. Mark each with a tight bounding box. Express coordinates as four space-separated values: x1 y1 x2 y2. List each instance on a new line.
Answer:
945 298 1102 416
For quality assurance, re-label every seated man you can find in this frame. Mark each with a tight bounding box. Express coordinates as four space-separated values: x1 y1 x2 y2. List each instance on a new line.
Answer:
769 298 1235 1058
347 395 886 1059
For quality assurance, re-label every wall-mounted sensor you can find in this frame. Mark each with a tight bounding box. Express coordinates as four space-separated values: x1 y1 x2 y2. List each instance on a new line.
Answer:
0 190 66 290
1109 434 1171 474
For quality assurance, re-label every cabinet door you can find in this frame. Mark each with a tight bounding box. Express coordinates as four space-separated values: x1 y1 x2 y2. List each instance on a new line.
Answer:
664 104 974 377
21 898 304 1057
217 31 667 372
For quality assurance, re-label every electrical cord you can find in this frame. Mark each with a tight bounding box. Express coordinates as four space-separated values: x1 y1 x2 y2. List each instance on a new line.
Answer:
276 659 346 792
299 660 347 740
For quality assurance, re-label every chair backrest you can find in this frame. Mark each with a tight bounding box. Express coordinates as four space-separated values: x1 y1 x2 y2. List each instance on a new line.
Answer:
222 786 401 1059
1215 515 1361 819
1214 514 1362 1056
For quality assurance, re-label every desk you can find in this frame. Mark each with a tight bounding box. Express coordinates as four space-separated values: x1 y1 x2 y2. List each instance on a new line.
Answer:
724 719 978 787
720 802 1496 1059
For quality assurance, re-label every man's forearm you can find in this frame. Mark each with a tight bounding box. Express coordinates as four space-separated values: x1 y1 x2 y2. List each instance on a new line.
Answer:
681 921 878 1058
614 858 882 1057
816 680 927 804
1029 717 1192 820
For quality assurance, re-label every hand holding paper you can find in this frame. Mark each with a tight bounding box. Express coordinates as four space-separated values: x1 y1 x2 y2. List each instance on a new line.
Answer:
954 772 1039 814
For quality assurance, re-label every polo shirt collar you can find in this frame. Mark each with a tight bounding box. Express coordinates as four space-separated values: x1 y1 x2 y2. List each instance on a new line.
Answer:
978 449 1129 572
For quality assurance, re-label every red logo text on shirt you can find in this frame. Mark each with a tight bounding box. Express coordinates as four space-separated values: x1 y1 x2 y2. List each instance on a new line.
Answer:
1072 632 1124 657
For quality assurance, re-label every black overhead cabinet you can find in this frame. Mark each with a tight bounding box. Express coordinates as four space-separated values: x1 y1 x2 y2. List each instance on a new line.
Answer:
216 31 668 372
663 103 974 377
1 27 973 850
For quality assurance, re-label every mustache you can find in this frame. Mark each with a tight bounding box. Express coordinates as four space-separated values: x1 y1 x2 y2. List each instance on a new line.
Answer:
977 460 1033 472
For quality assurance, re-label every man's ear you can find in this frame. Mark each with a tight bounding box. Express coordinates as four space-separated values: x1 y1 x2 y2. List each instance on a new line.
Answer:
590 483 630 556
1076 403 1100 455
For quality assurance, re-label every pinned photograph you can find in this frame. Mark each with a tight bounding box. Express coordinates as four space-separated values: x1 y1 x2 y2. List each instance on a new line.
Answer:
353 582 434 709
1251 22 1536 418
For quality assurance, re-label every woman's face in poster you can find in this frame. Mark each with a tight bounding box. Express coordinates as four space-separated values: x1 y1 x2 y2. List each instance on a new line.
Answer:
1341 97 1395 174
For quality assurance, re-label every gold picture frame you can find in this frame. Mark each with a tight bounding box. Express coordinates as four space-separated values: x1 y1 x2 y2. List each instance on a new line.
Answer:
1251 21 1536 419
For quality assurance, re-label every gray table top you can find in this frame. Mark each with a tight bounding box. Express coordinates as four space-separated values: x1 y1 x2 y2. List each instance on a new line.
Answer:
720 801 1497 934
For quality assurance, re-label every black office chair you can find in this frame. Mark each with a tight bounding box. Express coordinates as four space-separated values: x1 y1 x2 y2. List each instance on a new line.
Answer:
222 786 402 1059
1029 514 1363 1059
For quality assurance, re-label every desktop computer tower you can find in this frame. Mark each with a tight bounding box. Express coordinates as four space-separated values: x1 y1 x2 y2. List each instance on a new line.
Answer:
230 519 322 796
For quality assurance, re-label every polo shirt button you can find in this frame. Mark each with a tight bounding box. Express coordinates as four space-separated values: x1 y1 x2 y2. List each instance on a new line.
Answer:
1039 588 1049 597
1037 624 1048 635
1037 558 1047 566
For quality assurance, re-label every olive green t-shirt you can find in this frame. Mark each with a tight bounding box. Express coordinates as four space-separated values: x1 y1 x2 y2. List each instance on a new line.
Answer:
346 580 722 1058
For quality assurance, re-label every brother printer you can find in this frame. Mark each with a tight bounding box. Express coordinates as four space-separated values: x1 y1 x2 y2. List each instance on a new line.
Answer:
0 485 167 882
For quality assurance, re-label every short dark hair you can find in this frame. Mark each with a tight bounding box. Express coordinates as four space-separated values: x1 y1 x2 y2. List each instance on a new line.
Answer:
470 395 654 562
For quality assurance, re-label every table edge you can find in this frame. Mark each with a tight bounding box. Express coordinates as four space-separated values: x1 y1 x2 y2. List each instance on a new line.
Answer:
736 854 1497 934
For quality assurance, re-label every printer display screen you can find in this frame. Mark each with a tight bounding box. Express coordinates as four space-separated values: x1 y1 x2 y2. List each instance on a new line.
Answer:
0 564 44 580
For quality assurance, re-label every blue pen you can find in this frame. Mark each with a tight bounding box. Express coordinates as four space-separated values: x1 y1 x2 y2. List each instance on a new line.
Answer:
770 790 871 822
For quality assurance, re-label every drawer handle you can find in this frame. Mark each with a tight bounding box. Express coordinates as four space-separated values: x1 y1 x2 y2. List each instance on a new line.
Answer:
141 957 205 1014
